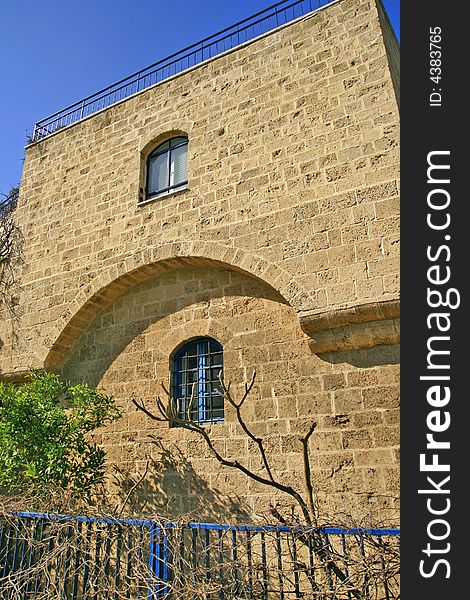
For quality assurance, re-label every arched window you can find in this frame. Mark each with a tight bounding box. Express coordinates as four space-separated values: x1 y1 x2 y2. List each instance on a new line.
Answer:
172 338 224 424
146 136 188 199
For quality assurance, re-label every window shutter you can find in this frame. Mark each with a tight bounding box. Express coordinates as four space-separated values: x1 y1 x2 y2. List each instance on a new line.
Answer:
171 143 188 187
148 153 168 194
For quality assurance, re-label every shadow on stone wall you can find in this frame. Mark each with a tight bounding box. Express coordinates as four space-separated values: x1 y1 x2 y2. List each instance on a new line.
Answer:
318 343 400 368
62 265 287 388
111 437 251 523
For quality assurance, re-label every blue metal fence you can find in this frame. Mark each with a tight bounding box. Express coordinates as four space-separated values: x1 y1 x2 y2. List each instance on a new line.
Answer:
31 0 335 142
1 512 399 599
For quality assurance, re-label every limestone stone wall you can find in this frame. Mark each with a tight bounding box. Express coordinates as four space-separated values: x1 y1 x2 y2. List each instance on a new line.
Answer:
0 0 400 523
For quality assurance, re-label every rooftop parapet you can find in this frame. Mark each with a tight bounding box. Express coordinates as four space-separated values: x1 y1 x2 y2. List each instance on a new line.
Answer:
31 0 336 142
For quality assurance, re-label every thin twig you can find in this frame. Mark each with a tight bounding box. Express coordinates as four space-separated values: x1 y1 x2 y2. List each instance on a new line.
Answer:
219 372 276 482
300 421 318 527
116 458 150 516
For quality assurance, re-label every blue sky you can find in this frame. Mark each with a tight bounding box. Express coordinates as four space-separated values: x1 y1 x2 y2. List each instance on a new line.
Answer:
0 0 399 195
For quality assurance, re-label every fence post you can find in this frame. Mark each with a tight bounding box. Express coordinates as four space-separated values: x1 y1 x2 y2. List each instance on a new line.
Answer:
148 523 171 599
148 523 159 599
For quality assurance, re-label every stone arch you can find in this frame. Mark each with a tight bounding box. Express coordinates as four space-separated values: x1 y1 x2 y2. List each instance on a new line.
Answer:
140 128 189 160
43 242 312 370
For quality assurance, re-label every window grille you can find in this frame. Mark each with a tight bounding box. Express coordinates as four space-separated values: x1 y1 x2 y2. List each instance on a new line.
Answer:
172 338 224 424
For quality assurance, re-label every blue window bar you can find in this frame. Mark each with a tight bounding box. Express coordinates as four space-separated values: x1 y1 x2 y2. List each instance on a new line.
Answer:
172 338 224 424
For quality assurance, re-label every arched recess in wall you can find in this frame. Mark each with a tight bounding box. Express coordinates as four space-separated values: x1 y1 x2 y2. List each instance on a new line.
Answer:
43 242 311 372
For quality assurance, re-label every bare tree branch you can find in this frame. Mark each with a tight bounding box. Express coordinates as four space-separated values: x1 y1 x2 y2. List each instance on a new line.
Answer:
131 380 313 525
130 374 388 598
116 458 150 516
219 373 276 483
0 186 22 321
0 187 19 265
300 420 318 527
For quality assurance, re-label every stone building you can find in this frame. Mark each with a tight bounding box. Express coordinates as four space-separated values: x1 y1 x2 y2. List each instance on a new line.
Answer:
0 0 399 523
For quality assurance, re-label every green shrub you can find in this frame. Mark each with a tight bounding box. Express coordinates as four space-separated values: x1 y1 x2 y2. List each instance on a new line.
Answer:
0 371 121 500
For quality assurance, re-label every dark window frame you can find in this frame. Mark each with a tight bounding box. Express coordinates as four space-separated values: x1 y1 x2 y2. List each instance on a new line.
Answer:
172 338 224 425
145 136 188 200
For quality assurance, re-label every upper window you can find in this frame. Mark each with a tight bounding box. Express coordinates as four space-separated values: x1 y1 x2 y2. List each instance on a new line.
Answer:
172 338 224 424
146 136 188 199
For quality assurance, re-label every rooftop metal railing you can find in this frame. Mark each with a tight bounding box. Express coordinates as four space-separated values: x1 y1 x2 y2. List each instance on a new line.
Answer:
31 0 335 143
